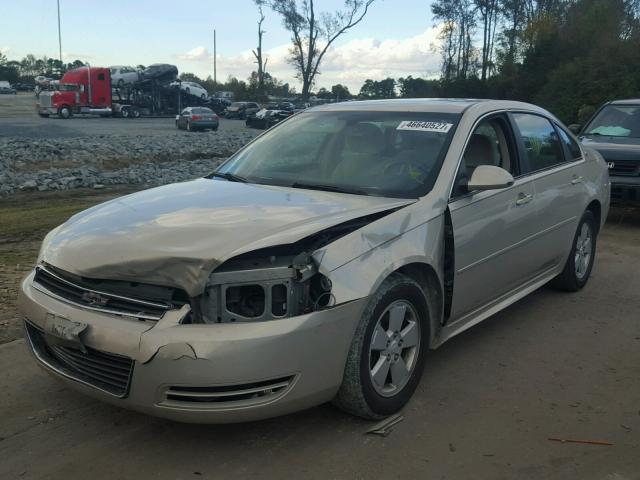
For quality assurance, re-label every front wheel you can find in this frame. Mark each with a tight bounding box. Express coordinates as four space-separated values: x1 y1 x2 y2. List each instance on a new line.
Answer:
58 106 72 119
333 273 429 419
551 210 597 291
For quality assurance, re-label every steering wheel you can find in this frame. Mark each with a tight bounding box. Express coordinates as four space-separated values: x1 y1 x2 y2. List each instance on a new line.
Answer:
383 159 430 182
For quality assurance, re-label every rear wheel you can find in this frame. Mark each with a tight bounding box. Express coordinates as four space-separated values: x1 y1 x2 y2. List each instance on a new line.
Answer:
333 273 429 419
551 210 597 291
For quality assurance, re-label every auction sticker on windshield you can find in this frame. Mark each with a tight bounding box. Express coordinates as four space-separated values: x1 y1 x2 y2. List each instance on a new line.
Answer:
397 121 453 133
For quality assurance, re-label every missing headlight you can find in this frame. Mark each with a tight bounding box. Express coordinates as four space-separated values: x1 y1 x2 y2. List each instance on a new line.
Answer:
226 285 265 318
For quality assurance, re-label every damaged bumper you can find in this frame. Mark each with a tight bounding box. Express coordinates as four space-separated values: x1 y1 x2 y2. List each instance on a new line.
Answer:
18 271 366 423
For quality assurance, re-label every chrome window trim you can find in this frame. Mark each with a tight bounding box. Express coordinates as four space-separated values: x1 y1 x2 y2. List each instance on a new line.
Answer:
448 109 586 203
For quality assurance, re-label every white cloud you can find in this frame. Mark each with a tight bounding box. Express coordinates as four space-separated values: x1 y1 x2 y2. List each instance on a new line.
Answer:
176 26 443 93
0 47 10 56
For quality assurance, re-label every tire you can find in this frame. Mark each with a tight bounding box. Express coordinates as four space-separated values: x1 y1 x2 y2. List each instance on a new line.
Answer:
58 106 72 119
121 108 130 118
212 125 218 132
333 273 430 419
132 109 141 118
551 210 597 291
187 121 195 132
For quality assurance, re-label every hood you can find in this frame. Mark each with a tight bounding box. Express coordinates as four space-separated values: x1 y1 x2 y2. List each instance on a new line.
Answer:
581 136 640 161
42 179 413 296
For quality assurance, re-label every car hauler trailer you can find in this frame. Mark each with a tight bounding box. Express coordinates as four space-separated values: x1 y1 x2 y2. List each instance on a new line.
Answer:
36 66 206 119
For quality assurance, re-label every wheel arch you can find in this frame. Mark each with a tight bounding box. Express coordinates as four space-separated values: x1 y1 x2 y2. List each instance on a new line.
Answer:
393 262 444 348
586 199 602 233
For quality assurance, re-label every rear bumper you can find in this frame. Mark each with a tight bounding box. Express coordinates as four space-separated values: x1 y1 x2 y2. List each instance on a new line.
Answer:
18 271 366 423
191 120 219 129
610 175 640 205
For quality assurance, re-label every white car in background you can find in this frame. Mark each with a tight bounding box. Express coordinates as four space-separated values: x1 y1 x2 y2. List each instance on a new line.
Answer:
109 66 140 88
171 81 209 99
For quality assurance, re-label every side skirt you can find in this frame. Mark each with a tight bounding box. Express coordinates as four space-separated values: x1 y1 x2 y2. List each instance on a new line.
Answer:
432 265 561 348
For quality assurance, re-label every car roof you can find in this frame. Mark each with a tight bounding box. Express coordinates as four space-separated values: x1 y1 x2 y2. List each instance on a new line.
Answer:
608 99 640 105
308 98 548 115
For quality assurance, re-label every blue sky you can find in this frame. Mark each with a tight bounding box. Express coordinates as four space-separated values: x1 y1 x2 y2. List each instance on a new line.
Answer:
1 0 441 91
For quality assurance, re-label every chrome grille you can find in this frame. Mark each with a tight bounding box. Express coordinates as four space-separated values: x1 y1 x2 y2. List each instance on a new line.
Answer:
609 160 639 177
39 93 52 108
25 321 134 397
33 266 171 320
163 376 294 407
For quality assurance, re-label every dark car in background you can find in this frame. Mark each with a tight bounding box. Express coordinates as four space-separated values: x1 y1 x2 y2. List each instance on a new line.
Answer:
225 101 260 119
175 107 219 132
207 97 232 115
572 99 640 205
0 86 17 94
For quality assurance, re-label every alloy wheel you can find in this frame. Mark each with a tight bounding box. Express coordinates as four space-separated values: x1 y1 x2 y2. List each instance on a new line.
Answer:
368 300 421 397
575 222 593 280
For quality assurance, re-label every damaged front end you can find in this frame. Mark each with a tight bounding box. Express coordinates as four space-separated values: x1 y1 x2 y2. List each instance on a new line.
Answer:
188 210 395 324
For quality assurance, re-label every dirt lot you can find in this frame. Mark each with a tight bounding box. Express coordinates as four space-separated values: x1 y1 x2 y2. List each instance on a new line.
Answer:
0 186 639 479
0 93 249 138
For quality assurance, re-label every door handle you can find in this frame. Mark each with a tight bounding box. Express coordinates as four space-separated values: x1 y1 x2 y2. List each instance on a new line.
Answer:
571 176 584 185
516 193 533 206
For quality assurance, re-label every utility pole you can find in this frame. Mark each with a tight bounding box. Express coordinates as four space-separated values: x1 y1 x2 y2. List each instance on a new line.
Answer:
57 0 63 66
213 28 217 86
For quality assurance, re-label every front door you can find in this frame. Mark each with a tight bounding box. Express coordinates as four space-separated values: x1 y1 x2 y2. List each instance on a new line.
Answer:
448 114 541 319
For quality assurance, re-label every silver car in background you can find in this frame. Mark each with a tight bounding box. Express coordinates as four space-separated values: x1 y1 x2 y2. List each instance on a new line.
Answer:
19 99 609 423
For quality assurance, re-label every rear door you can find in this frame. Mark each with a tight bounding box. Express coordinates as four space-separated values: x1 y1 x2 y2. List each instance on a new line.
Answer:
448 114 541 319
510 113 588 268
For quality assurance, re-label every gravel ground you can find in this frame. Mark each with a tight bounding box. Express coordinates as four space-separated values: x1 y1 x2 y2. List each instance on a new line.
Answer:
0 94 259 196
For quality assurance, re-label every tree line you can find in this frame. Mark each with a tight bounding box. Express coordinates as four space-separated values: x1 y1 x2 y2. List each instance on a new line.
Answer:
3 0 640 122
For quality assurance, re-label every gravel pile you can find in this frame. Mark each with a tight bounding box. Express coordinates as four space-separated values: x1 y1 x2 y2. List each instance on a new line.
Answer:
0 131 258 195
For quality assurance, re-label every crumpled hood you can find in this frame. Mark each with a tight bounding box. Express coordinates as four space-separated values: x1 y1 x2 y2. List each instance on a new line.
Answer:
41 178 413 296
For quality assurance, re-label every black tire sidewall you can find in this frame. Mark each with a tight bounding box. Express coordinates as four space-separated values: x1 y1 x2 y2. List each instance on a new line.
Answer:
358 281 430 416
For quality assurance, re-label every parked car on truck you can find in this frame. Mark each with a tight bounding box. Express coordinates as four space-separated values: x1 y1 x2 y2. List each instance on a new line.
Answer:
570 99 640 205
140 64 178 83
225 101 260 119
170 81 208 100
109 66 140 88
19 99 609 423
175 106 219 131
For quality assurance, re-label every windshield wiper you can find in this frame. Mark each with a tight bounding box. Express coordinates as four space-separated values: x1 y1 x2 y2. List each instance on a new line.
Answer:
290 182 370 196
209 171 248 183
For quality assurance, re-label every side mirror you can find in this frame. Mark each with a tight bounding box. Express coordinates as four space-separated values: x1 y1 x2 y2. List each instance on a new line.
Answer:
568 124 582 135
467 165 514 191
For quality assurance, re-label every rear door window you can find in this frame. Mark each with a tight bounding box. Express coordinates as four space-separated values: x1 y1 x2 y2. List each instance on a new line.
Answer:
512 113 565 173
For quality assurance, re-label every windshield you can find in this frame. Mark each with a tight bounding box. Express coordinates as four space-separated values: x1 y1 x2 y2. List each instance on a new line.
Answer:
216 110 459 198
229 102 243 108
584 104 640 138
57 84 79 92
192 107 213 114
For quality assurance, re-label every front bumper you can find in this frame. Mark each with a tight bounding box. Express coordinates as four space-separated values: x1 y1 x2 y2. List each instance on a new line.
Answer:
610 175 640 205
18 271 366 423
37 106 58 115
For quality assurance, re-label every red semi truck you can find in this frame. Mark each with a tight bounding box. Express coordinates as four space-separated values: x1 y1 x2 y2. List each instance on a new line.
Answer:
36 66 186 119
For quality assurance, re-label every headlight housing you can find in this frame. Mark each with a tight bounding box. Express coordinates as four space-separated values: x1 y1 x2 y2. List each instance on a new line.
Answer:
194 253 332 324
